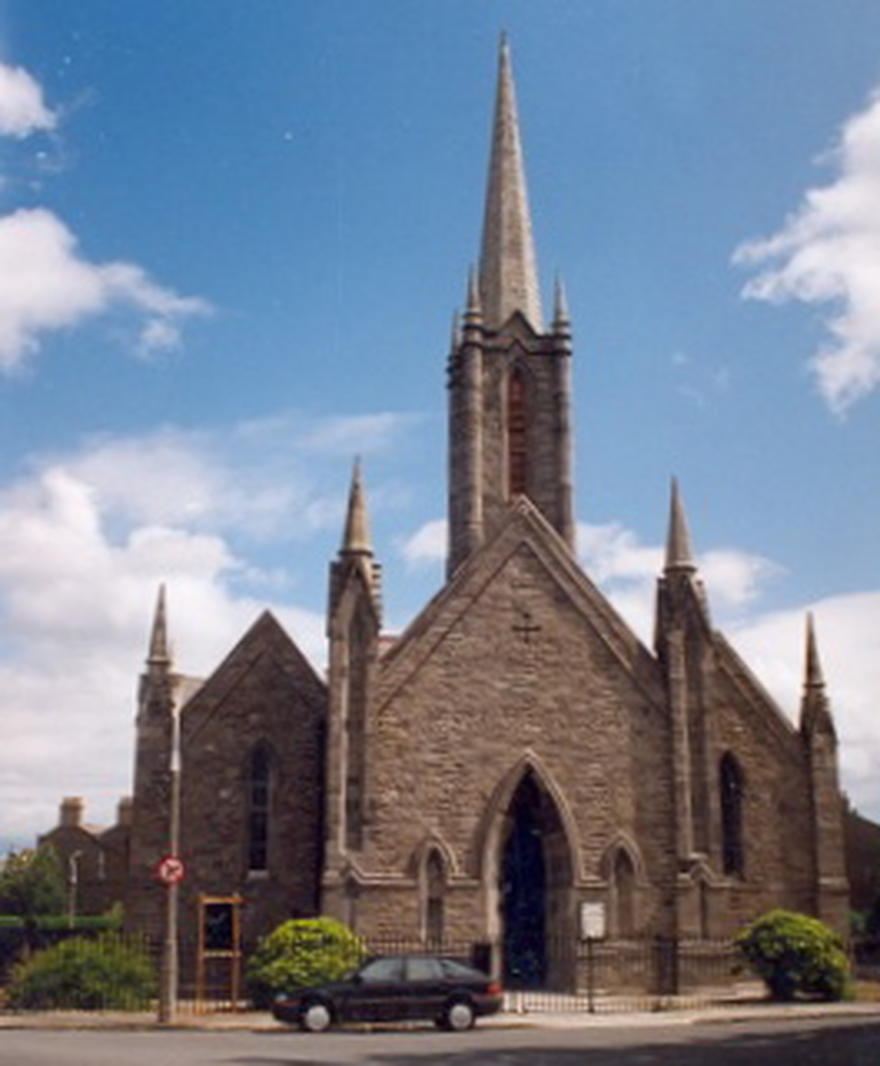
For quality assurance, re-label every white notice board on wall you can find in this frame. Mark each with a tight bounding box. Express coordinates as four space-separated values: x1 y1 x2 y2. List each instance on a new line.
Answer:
579 901 606 940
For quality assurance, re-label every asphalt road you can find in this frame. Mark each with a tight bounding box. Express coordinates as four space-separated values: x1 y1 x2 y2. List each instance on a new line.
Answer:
0 1017 878 1066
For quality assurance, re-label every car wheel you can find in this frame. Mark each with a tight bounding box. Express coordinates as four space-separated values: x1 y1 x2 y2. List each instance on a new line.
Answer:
299 1000 332 1033
441 998 475 1031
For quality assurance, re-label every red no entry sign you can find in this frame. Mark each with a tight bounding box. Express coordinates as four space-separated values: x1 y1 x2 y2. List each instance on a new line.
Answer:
156 855 186 885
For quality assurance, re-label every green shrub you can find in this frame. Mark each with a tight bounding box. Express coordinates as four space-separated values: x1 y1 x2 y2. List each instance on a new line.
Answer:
0 911 128 983
736 909 850 1002
7 933 155 1010
246 917 365 1009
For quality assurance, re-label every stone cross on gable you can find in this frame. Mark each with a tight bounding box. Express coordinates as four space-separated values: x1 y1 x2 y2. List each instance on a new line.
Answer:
511 607 541 644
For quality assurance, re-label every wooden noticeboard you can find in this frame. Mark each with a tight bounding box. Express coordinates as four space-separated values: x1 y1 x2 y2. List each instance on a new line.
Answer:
196 895 243 1011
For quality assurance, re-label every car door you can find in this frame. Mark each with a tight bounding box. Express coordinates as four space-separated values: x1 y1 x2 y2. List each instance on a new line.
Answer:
347 956 405 1022
402 956 447 1020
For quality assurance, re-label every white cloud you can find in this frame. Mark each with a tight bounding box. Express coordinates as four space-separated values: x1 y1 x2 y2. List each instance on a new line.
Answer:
136 317 182 357
0 207 211 370
295 412 424 455
729 592 880 820
578 522 662 586
734 87 880 413
576 521 779 638
0 405 427 845
700 548 782 608
46 411 415 542
0 434 350 847
400 518 447 568
0 63 56 137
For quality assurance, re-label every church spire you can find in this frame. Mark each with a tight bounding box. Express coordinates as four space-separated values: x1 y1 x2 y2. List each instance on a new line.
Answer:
478 34 542 331
804 611 825 691
801 612 835 739
341 458 372 555
664 478 697 573
146 583 171 667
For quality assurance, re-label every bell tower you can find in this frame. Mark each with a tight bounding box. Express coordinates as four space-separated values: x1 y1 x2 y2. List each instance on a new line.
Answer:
447 37 575 577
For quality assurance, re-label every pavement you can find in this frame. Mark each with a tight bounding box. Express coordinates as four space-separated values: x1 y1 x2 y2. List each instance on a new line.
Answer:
0 999 876 1032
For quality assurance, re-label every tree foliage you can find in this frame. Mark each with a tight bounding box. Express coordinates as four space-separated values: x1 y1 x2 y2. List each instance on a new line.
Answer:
7 933 155 1010
736 909 850 1002
245 917 365 1009
0 846 65 920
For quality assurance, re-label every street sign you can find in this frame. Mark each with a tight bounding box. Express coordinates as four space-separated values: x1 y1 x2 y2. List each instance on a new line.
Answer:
156 855 186 885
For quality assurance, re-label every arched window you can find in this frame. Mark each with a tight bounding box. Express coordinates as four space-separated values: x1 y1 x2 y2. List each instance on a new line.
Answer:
507 367 528 496
720 753 744 877
248 746 272 872
424 850 445 946
612 849 636 936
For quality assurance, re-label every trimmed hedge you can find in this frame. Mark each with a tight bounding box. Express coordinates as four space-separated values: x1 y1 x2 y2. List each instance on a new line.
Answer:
0 913 124 982
245 917 365 1009
736 909 850 1002
0 914 123 931
6 933 155 1010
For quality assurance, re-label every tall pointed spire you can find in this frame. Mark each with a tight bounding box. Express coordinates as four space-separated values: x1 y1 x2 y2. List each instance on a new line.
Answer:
147 583 170 667
665 478 696 572
801 612 835 739
478 34 542 331
341 458 372 555
804 612 826 691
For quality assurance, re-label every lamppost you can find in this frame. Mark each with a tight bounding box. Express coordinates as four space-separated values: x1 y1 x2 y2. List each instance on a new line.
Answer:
67 850 82 930
158 692 182 1024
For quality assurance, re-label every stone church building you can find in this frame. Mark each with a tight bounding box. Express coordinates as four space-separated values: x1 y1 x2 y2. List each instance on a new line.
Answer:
42 41 849 989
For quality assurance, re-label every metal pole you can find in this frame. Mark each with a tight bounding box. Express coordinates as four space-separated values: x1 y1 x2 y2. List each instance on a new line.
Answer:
158 695 181 1024
586 936 595 1014
67 851 81 930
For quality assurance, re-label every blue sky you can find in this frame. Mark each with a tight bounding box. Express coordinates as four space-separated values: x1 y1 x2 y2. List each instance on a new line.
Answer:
1 0 879 846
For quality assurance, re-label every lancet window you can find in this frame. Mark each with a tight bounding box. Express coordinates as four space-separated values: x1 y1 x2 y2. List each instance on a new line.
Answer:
248 745 272 872
611 849 636 937
424 849 445 945
507 367 528 496
720 753 745 877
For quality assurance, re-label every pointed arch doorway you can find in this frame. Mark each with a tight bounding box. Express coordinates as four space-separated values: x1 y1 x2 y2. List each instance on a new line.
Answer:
499 770 574 989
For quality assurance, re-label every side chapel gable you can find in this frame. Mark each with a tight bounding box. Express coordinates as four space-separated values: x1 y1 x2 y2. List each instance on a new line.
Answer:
182 610 326 734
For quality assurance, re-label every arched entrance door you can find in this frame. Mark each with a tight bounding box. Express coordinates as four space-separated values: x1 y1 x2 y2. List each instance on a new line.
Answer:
499 770 573 989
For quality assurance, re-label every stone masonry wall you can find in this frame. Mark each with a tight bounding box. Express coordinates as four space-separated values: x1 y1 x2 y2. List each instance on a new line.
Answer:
705 662 817 935
126 614 326 962
177 620 325 953
353 529 676 945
